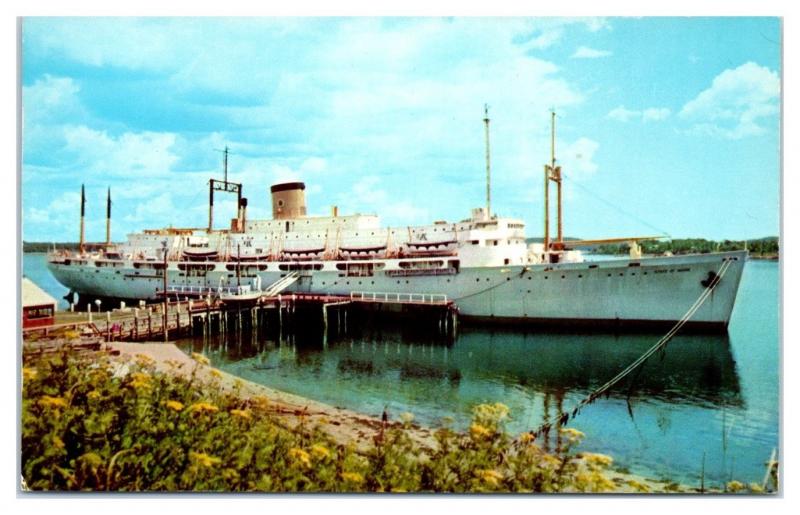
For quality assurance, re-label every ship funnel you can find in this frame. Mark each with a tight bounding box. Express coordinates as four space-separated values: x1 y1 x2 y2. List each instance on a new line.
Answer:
270 182 307 219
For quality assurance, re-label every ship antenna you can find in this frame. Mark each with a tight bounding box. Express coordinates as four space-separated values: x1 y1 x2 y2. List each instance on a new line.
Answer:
483 104 492 219
223 146 229 183
106 187 112 246
79 184 85 253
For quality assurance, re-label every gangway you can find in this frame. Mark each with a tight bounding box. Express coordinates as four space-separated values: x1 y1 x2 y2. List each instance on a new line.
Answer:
159 271 300 300
263 272 301 297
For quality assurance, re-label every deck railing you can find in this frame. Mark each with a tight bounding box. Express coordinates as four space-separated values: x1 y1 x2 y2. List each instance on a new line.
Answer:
350 291 449 305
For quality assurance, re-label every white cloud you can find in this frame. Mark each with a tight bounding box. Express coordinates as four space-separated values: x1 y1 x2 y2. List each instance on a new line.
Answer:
22 75 84 124
607 105 671 123
642 108 671 121
342 175 428 224
571 46 612 59
62 126 179 177
607 106 640 122
21 18 604 240
526 28 565 50
679 61 780 139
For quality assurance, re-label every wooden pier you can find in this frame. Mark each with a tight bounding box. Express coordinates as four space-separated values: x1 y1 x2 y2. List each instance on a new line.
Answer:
25 290 459 344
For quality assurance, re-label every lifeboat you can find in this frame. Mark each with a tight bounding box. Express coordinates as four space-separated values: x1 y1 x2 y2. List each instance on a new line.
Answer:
182 249 219 261
280 247 325 262
403 240 457 257
339 244 387 260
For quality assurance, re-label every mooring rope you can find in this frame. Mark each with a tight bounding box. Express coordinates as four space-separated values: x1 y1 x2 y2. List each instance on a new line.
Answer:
518 258 734 444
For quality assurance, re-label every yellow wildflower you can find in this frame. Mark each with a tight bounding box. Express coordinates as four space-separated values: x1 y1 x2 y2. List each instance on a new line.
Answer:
288 447 311 467
38 395 68 409
187 402 219 415
727 480 746 493
559 427 585 442
22 367 37 382
341 471 364 484
189 451 221 468
311 444 330 460
477 469 504 487
748 483 765 493
230 409 251 420
469 423 492 439
251 396 270 410
165 400 184 412
539 454 562 469
164 359 184 370
586 471 616 492
134 353 155 366
191 352 210 366
581 452 613 468
210 369 222 379
473 403 510 423
87 390 101 401
519 432 535 444
52 436 65 449
129 372 151 390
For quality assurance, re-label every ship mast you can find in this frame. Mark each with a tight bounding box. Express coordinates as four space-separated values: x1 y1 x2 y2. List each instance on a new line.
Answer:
208 145 242 233
543 111 563 251
483 104 492 219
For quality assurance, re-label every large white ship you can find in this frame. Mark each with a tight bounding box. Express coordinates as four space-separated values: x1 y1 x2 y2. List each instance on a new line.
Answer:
47 112 746 332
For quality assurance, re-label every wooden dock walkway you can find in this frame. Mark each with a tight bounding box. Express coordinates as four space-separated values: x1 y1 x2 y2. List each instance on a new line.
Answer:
25 290 459 344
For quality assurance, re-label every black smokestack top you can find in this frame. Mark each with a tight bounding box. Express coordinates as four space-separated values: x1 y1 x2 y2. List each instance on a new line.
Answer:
107 187 111 218
81 184 86 217
270 182 305 193
239 197 248 208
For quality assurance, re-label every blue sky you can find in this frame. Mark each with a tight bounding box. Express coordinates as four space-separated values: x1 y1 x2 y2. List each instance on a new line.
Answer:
20 17 781 242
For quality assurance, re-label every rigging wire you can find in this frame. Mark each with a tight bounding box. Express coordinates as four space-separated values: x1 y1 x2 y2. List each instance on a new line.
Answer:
516 258 734 444
561 171 671 239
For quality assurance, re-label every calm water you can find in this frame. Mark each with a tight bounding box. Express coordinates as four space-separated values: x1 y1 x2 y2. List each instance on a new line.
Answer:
23 253 780 487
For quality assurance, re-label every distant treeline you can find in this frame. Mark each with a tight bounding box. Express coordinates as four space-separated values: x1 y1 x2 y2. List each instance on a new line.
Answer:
593 237 779 258
23 242 81 252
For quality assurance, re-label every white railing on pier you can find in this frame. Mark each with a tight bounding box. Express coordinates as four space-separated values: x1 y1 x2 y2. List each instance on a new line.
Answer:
164 285 253 296
350 291 449 305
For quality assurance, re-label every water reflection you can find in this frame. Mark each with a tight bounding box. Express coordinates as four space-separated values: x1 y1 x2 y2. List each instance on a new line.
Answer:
181 322 742 416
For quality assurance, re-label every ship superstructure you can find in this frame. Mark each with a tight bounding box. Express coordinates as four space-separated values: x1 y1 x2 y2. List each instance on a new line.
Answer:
47 112 746 331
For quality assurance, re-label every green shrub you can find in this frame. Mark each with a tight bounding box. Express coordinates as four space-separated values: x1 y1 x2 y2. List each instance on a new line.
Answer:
18 349 663 492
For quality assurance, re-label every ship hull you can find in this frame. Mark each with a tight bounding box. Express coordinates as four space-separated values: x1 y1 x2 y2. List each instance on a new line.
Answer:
47 250 746 332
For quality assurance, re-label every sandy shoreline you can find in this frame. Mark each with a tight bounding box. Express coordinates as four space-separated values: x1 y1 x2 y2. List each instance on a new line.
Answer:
100 341 710 494
107 341 437 454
